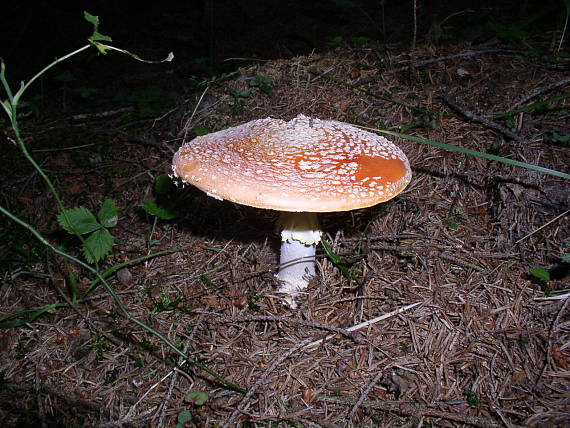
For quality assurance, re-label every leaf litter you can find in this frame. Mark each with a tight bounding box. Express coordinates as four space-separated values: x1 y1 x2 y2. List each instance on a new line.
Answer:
0 42 569 427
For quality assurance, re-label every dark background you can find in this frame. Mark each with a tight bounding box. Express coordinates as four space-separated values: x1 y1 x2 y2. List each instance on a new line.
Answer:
0 0 566 124
2 1 564 78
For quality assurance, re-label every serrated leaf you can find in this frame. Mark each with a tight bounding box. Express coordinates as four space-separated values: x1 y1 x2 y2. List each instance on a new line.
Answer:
143 200 178 220
530 267 550 282
154 175 174 195
83 228 114 263
98 199 119 228
58 207 101 235
184 390 209 406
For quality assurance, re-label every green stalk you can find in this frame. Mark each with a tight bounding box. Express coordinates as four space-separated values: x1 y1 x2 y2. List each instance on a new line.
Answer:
1 46 98 264
378 130 570 180
0 205 245 393
12 45 91 109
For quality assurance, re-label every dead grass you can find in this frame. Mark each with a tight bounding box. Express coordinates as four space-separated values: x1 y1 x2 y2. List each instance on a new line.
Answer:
1 42 569 427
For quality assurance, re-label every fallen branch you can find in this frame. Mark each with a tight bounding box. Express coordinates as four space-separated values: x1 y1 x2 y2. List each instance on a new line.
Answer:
508 78 570 111
388 48 520 75
441 92 523 142
348 371 384 420
155 308 210 428
307 67 432 115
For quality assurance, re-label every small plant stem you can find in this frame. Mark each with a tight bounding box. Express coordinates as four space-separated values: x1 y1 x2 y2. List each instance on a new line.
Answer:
82 250 178 297
147 216 159 251
0 204 245 393
0 250 179 328
13 44 91 108
412 0 417 51
558 2 569 53
2 45 98 263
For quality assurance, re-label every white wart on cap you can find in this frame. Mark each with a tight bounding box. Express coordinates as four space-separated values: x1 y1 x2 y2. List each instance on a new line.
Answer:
172 114 411 212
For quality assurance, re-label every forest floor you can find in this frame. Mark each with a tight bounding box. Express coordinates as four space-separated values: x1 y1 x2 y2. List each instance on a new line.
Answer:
1 35 569 427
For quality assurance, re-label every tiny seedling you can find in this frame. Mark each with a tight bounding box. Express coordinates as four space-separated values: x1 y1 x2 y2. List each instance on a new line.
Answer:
57 199 119 264
247 292 264 311
249 74 272 96
529 241 570 284
321 238 360 280
142 200 178 220
530 267 551 282
193 124 210 136
175 410 192 428
464 388 479 406
562 241 570 263
142 174 179 220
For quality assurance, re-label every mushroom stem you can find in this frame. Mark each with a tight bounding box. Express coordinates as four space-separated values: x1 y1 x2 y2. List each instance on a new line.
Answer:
276 212 322 304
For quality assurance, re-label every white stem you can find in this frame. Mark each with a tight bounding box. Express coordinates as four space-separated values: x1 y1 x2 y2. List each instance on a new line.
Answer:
277 238 316 291
276 212 321 307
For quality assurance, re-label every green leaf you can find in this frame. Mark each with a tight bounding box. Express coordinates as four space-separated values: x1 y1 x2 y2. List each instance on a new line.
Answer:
184 390 209 406
249 74 272 95
84 11 113 43
193 124 210 136
143 200 178 220
1 99 13 119
57 207 101 235
0 303 64 329
84 228 114 263
98 199 119 228
83 11 100 27
321 239 354 279
227 87 253 98
154 175 174 195
530 267 550 282
176 410 192 427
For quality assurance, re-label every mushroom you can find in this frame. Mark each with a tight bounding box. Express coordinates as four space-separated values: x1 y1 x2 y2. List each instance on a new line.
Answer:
172 114 411 307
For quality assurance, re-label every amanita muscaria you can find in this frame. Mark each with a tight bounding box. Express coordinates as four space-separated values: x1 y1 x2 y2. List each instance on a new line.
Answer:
172 114 411 307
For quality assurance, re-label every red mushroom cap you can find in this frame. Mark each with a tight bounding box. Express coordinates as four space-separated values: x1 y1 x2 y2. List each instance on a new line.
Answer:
172 114 411 212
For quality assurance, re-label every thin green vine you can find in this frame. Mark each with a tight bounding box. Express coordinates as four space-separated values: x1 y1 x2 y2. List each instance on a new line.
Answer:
0 12 243 394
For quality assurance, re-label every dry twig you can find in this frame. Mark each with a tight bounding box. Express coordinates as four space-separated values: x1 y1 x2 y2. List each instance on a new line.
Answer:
441 92 523 142
307 301 422 348
155 308 210 428
223 338 313 427
347 370 384 421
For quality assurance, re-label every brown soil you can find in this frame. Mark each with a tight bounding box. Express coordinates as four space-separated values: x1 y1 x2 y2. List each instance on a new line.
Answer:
1 41 569 427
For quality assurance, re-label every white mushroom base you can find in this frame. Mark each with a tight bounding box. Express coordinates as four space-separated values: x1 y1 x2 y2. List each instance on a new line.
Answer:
276 212 321 308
